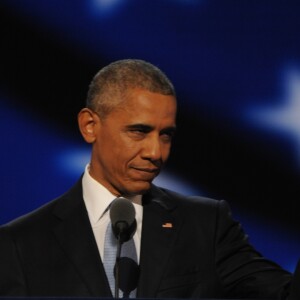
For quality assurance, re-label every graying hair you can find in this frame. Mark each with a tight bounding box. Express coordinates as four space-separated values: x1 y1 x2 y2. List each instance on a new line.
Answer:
86 59 176 118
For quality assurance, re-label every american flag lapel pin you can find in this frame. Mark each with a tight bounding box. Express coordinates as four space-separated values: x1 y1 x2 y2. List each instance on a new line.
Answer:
162 222 173 228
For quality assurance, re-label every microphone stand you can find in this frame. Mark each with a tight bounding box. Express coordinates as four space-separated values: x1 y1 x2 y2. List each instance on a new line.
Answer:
115 235 122 298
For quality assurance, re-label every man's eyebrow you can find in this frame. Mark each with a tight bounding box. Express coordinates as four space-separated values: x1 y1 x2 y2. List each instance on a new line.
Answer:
126 124 154 131
162 126 176 132
125 124 176 133
161 126 177 135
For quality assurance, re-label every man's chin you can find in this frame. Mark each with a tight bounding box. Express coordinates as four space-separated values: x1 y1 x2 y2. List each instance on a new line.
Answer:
122 181 152 196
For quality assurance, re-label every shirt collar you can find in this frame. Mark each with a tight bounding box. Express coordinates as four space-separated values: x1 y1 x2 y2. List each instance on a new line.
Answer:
82 164 142 223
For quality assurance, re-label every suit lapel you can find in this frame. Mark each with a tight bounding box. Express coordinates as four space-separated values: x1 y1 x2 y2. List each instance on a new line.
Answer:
138 185 182 297
51 179 112 297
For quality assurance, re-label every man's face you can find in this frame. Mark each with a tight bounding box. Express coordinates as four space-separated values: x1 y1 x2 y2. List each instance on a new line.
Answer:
90 89 177 196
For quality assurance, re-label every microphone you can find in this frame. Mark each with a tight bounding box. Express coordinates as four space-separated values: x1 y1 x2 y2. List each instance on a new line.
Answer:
109 197 139 298
110 197 137 244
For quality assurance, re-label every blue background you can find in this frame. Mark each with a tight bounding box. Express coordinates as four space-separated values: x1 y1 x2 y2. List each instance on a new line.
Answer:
0 0 299 273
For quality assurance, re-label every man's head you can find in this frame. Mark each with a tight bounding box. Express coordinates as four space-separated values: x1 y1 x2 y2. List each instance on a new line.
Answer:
78 59 177 197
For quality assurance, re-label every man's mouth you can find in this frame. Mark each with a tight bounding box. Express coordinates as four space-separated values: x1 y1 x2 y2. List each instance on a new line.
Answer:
134 167 159 173
131 167 160 179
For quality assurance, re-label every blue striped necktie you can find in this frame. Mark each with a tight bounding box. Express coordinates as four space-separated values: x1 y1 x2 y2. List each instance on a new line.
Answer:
103 219 138 298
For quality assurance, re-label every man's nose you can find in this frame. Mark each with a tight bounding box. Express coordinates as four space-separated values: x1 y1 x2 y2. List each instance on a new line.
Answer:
141 136 162 163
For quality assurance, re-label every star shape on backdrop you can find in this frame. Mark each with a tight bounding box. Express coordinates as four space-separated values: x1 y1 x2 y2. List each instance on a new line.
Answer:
247 68 300 164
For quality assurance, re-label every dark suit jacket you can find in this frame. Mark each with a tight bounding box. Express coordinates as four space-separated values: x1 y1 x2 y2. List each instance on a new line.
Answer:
0 178 292 298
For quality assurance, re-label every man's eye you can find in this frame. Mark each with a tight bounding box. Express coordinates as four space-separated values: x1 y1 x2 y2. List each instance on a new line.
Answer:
128 126 151 135
161 132 174 142
131 129 146 134
127 129 147 139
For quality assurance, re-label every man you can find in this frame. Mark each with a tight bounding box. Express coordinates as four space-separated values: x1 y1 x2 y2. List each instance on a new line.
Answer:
0 59 295 298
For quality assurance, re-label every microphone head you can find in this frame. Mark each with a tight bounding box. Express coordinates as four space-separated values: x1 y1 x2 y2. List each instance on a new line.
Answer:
110 197 137 243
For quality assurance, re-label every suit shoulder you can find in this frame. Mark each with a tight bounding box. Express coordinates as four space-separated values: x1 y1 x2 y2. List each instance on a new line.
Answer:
159 186 222 206
1 178 83 234
153 186 228 216
0 196 60 234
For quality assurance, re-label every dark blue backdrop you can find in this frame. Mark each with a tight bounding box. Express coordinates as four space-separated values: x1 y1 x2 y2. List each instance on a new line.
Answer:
0 0 299 273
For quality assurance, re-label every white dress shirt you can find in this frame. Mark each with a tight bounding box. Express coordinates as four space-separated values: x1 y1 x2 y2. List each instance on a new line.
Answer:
82 164 143 263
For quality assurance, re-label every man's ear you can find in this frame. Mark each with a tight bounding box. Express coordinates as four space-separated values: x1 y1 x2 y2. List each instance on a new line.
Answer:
78 108 98 143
